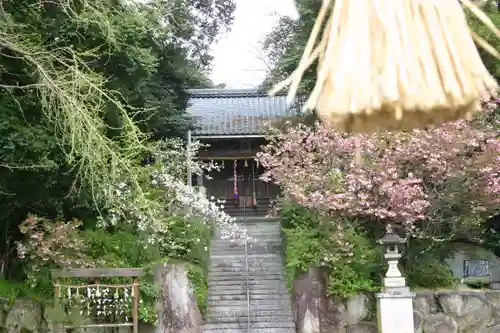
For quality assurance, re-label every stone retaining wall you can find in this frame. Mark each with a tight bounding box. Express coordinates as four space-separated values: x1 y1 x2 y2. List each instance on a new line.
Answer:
413 290 500 333
0 297 156 333
292 267 500 333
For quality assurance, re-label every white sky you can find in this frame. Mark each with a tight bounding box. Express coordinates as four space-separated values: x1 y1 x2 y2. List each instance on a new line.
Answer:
210 0 298 88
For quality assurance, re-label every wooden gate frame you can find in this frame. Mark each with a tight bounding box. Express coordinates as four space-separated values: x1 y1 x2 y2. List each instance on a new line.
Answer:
51 268 143 333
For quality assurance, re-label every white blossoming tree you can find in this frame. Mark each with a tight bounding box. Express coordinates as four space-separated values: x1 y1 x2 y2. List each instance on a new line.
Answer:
98 138 248 246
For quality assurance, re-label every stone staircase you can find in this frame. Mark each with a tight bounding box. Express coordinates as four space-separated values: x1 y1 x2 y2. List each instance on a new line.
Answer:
203 216 295 333
222 200 273 218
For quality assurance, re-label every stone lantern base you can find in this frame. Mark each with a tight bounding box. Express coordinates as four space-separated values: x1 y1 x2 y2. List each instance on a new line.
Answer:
376 287 416 333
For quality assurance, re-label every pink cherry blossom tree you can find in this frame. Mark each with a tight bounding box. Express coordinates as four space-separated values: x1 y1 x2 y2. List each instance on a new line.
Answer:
258 102 499 241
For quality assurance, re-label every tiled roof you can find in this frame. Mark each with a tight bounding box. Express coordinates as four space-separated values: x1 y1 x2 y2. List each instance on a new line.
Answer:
187 88 294 136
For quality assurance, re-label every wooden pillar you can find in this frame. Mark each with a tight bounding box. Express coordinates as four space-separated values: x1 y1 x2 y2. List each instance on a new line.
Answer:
132 277 139 333
197 172 203 187
197 171 206 197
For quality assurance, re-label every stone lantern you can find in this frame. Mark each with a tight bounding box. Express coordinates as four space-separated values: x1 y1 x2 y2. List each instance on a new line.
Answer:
378 224 407 290
376 224 415 333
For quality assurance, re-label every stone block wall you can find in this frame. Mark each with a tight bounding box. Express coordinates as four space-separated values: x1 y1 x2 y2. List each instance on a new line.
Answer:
413 290 500 333
291 267 377 333
292 267 500 333
0 297 156 333
0 298 47 333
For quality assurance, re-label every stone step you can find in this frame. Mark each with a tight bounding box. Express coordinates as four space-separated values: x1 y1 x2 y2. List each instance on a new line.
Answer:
209 266 285 272
207 300 291 308
213 234 281 239
209 265 285 272
210 259 284 266
233 217 280 222
208 297 292 304
244 224 280 228
203 328 295 333
242 219 280 223
208 293 291 301
245 232 281 237
210 252 282 258
210 263 284 268
211 240 282 248
210 240 249 245
210 262 284 268
208 291 289 298
216 219 279 225
209 249 246 253
213 234 281 240
209 258 283 264
209 268 284 274
210 259 283 266
208 307 293 315
211 243 283 250
207 300 292 309
208 281 287 287
208 279 287 286
208 280 287 288
212 231 280 237
247 238 283 243
204 322 295 330
207 314 294 324
207 308 293 317
209 263 285 270
209 275 286 282
210 249 282 254
209 255 282 261
208 308 293 315
208 267 286 279
211 253 281 258
246 242 283 246
244 230 281 234
207 311 294 322
214 228 281 236
210 248 282 255
246 250 283 255
208 274 286 281
209 286 289 294
208 270 285 276
208 286 290 295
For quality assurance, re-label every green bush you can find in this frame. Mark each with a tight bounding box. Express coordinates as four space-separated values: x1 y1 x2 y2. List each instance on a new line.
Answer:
403 241 457 289
280 200 382 298
82 216 211 324
188 263 208 316
405 257 457 290
0 280 43 302
13 214 211 325
280 200 460 296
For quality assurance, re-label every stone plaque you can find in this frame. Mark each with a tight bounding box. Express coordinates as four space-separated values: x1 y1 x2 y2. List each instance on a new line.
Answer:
464 259 490 277
384 277 406 288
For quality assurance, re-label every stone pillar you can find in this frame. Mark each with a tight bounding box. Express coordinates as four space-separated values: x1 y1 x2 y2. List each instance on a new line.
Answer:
155 263 203 333
376 225 415 333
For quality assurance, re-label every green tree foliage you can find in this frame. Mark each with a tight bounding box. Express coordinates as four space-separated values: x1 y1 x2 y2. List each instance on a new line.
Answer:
0 0 235 287
466 2 500 80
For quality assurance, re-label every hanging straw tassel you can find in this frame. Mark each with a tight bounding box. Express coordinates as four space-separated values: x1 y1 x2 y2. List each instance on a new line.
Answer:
270 0 500 133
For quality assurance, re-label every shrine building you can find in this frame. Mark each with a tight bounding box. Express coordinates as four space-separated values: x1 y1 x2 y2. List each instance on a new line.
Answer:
186 88 296 216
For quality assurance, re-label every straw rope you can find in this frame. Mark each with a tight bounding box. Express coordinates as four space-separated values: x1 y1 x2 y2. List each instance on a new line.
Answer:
270 0 500 133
